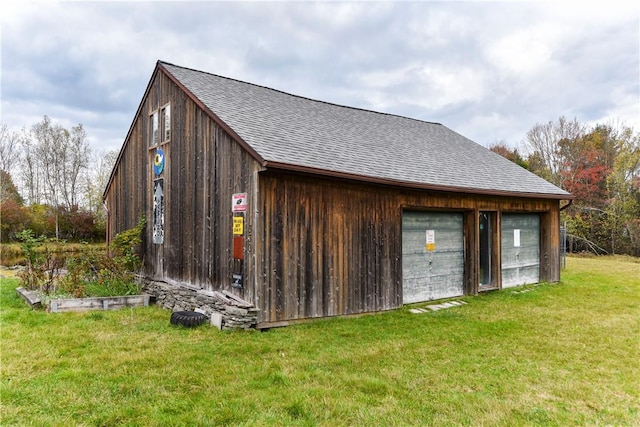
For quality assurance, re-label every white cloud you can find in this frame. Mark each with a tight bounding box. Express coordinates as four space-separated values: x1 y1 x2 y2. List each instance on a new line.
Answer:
0 0 638 156
485 24 558 77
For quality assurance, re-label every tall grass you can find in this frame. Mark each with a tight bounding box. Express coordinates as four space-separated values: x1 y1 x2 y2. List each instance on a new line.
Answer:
1 256 638 426
0 242 106 266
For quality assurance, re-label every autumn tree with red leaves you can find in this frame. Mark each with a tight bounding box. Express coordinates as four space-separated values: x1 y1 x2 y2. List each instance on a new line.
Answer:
519 118 640 256
0 170 30 241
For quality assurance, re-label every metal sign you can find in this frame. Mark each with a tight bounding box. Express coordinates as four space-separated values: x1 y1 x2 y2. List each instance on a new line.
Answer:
426 229 435 251
153 148 165 176
233 236 244 259
232 274 243 288
232 193 247 212
153 179 164 244
233 216 244 235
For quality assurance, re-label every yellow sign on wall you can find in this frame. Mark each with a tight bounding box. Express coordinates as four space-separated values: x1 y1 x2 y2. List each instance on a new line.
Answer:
426 229 435 251
233 216 244 235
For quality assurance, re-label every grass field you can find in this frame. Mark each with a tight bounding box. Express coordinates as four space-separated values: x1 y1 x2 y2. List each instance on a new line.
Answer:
1 256 638 426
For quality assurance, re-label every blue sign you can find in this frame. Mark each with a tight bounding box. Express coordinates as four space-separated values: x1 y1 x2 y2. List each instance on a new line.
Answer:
153 148 165 176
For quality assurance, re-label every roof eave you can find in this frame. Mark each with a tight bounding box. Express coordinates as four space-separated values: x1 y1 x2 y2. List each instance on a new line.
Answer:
263 161 573 200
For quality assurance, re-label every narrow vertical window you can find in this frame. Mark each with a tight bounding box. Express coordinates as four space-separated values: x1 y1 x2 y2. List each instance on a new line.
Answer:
150 111 159 147
161 104 171 142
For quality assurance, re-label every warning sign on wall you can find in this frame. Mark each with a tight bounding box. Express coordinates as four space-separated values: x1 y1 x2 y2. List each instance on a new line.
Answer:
233 216 244 235
426 229 435 251
232 193 247 212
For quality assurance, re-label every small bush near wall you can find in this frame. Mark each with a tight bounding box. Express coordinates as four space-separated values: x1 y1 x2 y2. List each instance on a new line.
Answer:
14 217 146 299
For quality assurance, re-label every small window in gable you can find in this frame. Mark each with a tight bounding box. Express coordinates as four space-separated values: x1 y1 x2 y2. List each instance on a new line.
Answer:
161 104 171 142
149 111 159 147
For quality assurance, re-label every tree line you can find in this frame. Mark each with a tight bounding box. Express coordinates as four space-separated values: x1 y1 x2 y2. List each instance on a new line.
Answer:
0 117 118 242
490 117 640 256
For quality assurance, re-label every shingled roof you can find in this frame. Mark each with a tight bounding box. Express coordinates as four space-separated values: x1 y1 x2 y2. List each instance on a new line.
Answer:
160 61 570 199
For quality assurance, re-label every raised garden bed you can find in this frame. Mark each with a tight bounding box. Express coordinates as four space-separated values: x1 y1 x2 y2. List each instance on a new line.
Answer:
16 287 42 309
16 287 150 312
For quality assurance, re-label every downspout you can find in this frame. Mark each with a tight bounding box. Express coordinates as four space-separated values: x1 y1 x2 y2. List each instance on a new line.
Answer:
558 199 572 273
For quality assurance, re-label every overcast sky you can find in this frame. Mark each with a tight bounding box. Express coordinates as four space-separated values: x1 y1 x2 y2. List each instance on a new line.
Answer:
1 1 638 157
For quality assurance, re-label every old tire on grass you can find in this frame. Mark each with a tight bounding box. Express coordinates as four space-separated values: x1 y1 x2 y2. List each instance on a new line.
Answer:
170 311 208 328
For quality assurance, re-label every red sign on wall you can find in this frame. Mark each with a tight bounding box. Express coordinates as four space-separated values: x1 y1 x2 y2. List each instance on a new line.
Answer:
233 236 244 260
232 193 247 212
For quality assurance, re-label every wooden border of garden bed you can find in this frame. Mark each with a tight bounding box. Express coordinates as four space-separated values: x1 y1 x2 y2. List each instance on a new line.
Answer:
16 287 42 309
15 287 150 312
49 295 150 312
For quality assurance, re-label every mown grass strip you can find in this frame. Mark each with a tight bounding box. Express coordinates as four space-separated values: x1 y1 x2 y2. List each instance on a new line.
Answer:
1 256 638 426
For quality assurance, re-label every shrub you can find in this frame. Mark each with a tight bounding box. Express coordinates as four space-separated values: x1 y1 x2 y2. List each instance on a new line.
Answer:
18 217 146 298
15 229 45 290
59 217 146 297
0 199 31 242
15 230 64 294
109 216 146 272
61 250 140 298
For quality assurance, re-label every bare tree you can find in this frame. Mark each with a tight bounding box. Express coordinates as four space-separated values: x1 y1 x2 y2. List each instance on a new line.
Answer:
62 124 90 208
32 117 62 237
0 123 21 174
19 128 44 206
30 116 91 238
524 116 586 185
85 149 118 218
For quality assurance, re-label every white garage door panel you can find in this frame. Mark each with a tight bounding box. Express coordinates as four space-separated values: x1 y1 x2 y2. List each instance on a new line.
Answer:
501 214 540 288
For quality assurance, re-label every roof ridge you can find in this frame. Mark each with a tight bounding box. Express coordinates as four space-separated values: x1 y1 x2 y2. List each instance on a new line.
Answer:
158 59 443 128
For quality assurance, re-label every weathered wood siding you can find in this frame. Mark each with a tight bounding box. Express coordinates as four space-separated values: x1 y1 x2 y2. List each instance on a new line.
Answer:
256 171 561 325
104 123 148 242
256 172 402 323
104 69 261 302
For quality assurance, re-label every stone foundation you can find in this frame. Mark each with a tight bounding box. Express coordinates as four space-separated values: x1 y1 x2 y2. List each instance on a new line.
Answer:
141 279 259 330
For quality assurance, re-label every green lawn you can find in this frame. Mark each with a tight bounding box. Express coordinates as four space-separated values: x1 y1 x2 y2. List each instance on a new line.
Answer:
1 256 638 426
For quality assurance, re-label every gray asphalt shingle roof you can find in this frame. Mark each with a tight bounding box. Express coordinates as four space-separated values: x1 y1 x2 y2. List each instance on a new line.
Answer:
161 61 569 198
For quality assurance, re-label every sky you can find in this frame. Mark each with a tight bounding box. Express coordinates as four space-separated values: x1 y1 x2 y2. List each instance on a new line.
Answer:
1 1 639 157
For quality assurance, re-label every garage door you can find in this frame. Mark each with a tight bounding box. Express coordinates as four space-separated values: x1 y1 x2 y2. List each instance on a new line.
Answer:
402 211 464 303
501 214 540 288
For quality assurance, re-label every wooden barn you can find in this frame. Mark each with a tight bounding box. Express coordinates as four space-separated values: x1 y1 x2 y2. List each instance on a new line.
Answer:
103 60 572 328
